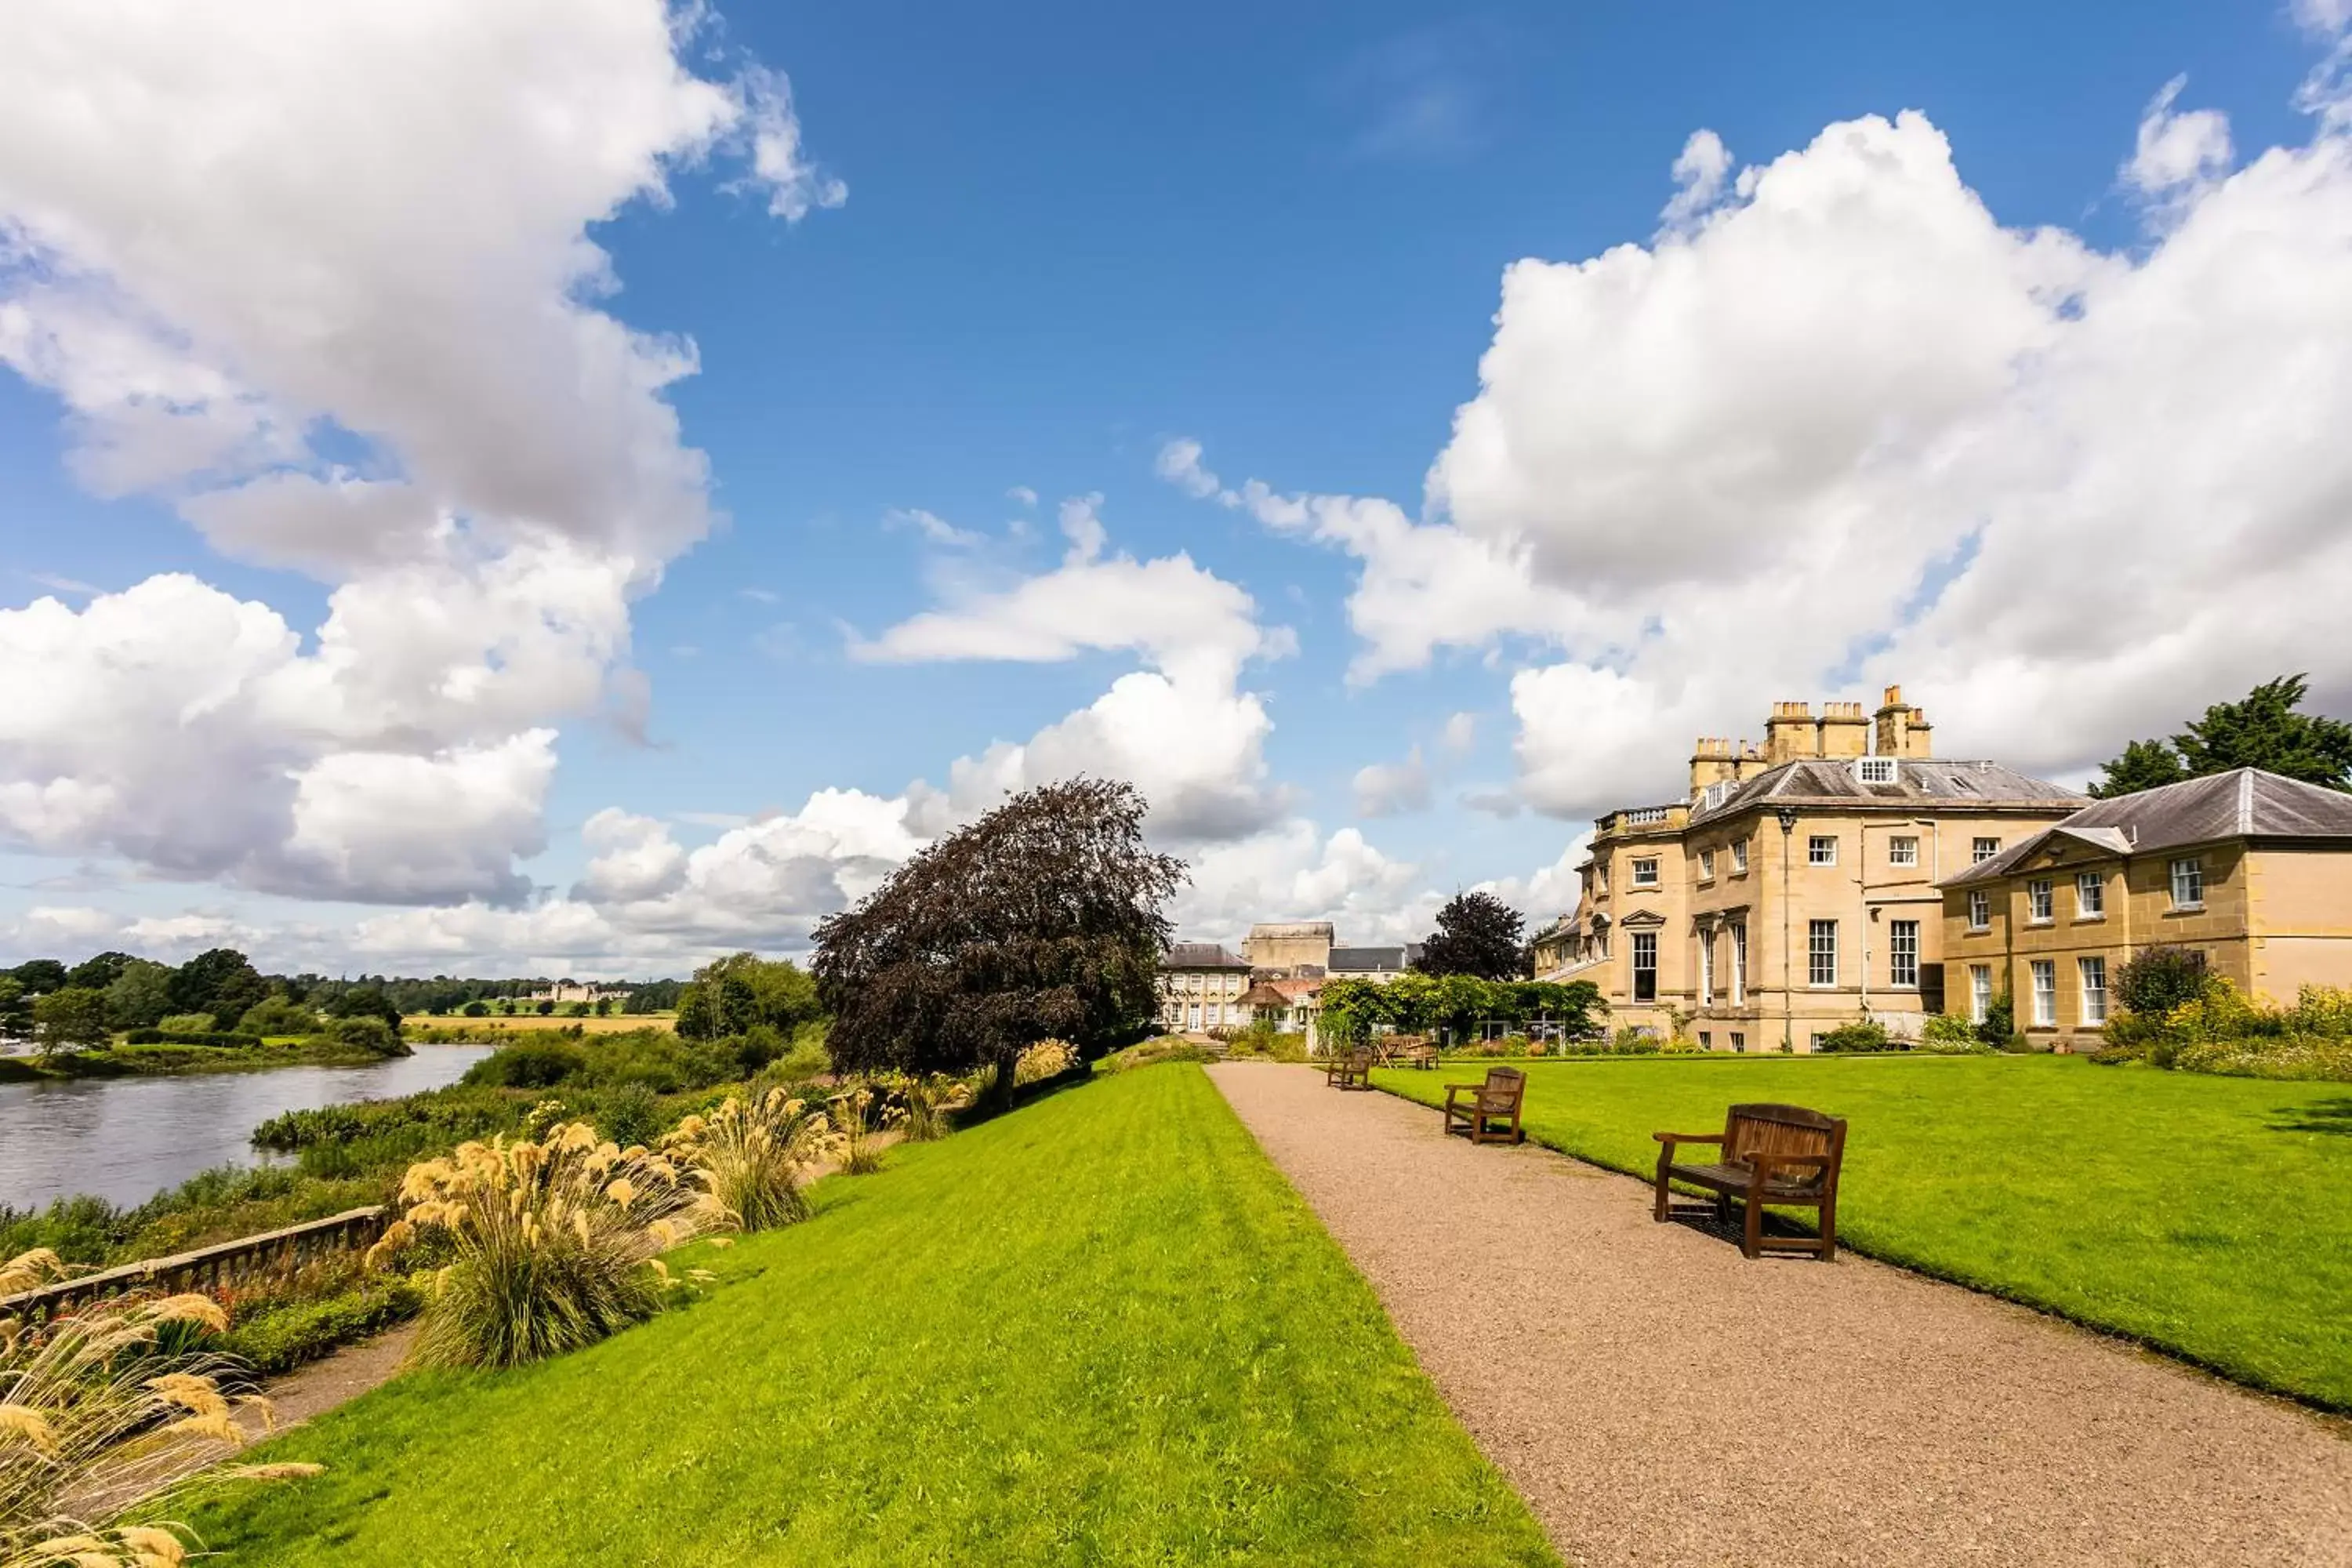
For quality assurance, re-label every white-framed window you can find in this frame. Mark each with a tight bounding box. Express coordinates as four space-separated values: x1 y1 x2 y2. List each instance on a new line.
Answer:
1187 1004 1203 1029
1699 929 1715 999
2075 872 2104 920
1967 888 1991 930
1809 835 1838 866
1969 964 1993 1025
1187 972 1203 992
1730 923 1748 1006
1631 931 1658 1003
1701 780 1732 810
1596 867 1609 894
2030 960 2057 1027
2170 857 2205 909
1207 1004 1222 1027
1730 1030 1746 1052
1973 837 2000 864
1889 834 1919 867
2079 956 2108 1025
1731 840 1749 874
1808 920 1838 987
1856 757 1898 785
1698 1030 1711 1048
1698 848 1716 880
1631 856 1660 886
2027 879 2054 924
1889 920 1919 989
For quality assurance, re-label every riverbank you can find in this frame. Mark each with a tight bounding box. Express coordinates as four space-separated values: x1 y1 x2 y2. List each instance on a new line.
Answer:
0 1036 409 1082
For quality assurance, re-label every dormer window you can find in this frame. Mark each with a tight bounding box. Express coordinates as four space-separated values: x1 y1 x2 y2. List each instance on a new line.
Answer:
1855 757 1897 786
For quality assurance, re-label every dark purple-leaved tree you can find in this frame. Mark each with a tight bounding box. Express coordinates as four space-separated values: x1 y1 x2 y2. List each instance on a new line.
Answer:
813 779 1187 1108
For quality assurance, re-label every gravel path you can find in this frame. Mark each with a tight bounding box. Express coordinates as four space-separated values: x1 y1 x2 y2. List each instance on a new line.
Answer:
1208 1062 2352 1568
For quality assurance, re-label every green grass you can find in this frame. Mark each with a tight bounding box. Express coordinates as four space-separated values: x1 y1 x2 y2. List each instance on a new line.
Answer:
189 1065 1555 1566
1377 1054 2352 1409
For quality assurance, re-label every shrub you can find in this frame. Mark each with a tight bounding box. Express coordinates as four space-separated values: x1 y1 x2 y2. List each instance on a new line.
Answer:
1606 1027 1661 1056
157 1012 218 1035
466 1040 588 1089
1814 1018 1892 1054
1976 990 2015 1048
462 1000 492 1018
216 1278 426 1377
374 1122 727 1370
0 1249 319 1563
1918 1013 1985 1053
324 1015 407 1057
2114 946 2211 1019
1102 1036 1218 1073
597 1083 665 1151
237 996 323 1036
664 1088 829 1231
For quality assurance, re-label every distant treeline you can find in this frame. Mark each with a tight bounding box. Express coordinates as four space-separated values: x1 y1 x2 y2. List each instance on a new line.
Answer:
0 949 688 1036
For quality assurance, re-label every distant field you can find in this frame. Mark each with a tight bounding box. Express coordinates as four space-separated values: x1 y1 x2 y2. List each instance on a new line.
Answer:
413 1012 676 1036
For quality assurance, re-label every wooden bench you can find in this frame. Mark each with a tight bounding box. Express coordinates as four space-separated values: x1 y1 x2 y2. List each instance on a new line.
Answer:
1377 1034 1437 1069
1652 1103 1846 1260
1324 1047 1374 1090
1442 1067 1526 1145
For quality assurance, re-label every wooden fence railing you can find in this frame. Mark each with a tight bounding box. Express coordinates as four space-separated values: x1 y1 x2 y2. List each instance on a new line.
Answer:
0 1206 389 1326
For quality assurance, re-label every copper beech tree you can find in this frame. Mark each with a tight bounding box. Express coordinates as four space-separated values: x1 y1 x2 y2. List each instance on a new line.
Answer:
813 779 1186 1106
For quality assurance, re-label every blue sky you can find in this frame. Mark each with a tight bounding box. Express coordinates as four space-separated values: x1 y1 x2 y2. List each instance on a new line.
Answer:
3 1 2349 975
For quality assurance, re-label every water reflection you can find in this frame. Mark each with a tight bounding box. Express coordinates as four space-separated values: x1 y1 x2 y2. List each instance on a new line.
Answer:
0 1047 495 1210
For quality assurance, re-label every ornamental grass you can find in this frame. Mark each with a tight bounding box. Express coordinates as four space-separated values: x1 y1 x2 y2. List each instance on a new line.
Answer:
824 1087 898 1175
372 1122 727 1370
1 1250 318 1568
877 1072 971 1143
662 1090 829 1232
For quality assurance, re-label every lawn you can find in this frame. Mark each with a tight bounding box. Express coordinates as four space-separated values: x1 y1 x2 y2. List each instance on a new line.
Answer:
1377 1054 2352 1409
189 1064 1555 1566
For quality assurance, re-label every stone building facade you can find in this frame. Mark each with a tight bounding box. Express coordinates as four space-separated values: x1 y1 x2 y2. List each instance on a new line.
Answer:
1939 768 2352 1046
1549 686 2085 1050
1155 942 1251 1033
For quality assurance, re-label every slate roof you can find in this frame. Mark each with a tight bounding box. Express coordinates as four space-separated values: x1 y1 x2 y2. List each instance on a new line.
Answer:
1328 944 1424 973
1160 942 1250 970
1690 757 2084 826
1939 768 2352 887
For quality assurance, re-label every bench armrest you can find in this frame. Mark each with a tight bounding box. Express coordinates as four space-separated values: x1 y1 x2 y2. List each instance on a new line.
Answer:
1651 1131 1725 1146
1443 1083 1483 1106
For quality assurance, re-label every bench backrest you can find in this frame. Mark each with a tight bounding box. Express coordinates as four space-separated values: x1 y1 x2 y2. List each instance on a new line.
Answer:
1724 1103 1846 1190
1480 1067 1526 1109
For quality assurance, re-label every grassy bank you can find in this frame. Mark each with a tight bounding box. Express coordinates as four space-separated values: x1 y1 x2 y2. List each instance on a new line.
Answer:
1376 1054 2352 1410
192 1064 1555 1566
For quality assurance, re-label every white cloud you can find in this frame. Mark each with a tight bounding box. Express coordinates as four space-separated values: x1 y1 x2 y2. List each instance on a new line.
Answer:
851 499 1296 844
1173 74 2352 824
1171 822 1431 947
885 507 984 548
0 2 837 904
1660 129 1733 231
1155 437 1228 501
1352 746 1431 818
2123 77 2233 199
1440 711 1477 754
1006 485 1037 506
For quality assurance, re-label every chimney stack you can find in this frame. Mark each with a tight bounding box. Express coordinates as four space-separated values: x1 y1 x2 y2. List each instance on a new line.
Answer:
1763 702 1817 765
1689 736 1740 796
1874 684 1934 758
1817 701 1869 759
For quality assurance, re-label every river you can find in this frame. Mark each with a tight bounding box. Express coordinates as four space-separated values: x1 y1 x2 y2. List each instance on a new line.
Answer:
0 1046 497 1211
